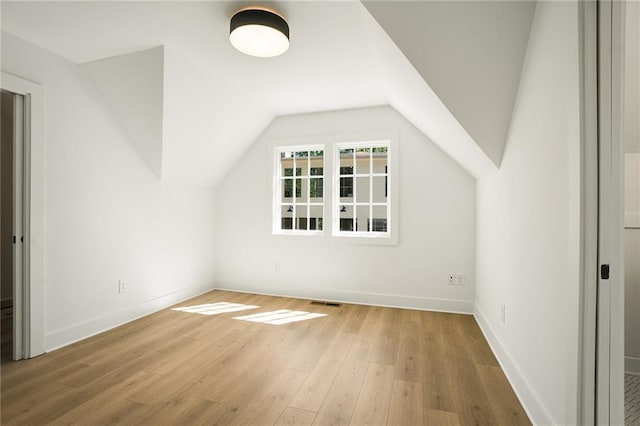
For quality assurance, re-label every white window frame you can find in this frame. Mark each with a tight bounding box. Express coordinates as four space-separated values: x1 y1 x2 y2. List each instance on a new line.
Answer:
273 144 325 236
332 140 392 240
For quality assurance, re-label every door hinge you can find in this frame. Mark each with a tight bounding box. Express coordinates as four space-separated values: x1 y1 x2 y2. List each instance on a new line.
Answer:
601 264 610 280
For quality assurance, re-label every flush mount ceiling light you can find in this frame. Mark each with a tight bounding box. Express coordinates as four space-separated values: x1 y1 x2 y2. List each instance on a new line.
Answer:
230 8 290 58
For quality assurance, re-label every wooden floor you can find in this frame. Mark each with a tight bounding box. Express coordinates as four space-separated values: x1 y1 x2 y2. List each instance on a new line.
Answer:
0 290 530 425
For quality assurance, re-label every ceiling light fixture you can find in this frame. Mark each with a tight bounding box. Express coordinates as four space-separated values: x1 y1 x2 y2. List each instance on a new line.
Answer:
229 8 290 58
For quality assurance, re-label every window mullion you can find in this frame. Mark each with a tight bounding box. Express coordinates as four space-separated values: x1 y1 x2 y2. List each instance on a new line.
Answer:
307 151 310 230
293 156 297 229
352 149 356 232
369 151 373 233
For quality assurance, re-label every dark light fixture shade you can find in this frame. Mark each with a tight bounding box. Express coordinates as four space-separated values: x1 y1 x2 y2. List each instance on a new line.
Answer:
230 9 290 57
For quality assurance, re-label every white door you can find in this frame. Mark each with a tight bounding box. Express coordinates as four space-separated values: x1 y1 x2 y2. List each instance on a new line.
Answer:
596 0 625 424
11 92 24 361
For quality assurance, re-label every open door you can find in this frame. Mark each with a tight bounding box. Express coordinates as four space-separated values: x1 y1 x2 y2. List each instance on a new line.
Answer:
1 89 28 361
596 0 626 424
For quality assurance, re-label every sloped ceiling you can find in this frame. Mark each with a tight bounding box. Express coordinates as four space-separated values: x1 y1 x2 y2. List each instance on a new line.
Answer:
0 1 535 186
363 1 536 167
82 46 165 179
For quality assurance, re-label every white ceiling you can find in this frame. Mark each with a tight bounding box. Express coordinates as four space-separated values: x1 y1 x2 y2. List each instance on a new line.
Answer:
0 1 535 186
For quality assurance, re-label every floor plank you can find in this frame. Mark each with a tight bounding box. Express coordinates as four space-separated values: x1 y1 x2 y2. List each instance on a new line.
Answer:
313 345 371 425
275 406 317 426
388 379 424 425
350 363 395 425
289 332 353 412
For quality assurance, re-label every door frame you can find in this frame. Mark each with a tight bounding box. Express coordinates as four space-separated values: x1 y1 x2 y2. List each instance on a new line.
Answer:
579 0 625 424
1 71 45 358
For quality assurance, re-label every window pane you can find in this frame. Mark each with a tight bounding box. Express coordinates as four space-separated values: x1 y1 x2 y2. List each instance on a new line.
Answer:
310 205 323 230
280 151 294 176
295 178 302 198
310 167 323 176
355 176 370 202
339 166 353 176
310 178 323 198
339 204 353 232
372 146 388 155
296 150 309 158
373 176 387 203
296 205 308 230
369 218 387 232
372 205 387 217
356 205 369 232
281 217 293 230
340 149 354 170
340 218 354 232
297 160 307 177
281 205 293 231
356 148 370 174
310 150 323 158
373 156 387 173
340 177 353 199
282 178 293 199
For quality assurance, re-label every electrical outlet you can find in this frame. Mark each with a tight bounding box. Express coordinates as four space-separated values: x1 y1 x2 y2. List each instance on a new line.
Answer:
274 263 279 273
118 280 127 293
501 305 506 323
448 273 465 286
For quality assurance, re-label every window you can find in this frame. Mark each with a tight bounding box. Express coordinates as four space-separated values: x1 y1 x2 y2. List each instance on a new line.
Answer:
335 142 389 237
275 147 324 234
274 140 392 242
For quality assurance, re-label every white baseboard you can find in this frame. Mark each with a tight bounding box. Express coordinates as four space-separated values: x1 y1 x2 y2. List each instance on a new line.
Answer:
626 356 640 375
214 280 473 314
44 283 215 352
473 303 554 426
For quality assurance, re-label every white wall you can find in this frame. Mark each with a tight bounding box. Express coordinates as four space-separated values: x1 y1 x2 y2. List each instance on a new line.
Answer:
1 31 216 351
625 153 640 374
474 2 580 425
214 106 476 313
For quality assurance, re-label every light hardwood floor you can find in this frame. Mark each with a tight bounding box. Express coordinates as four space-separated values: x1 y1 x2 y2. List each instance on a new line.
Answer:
0 290 530 425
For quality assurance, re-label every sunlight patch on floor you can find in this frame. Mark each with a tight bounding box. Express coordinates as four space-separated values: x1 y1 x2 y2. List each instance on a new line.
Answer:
172 302 259 316
233 309 327 325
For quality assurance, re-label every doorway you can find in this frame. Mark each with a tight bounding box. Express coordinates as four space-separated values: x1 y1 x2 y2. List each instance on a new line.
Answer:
0 88 26 362
1 90 15 362
0 71 45 361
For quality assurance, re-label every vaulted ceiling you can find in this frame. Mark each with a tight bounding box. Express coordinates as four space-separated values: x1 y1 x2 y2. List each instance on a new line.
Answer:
0 1 536 187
